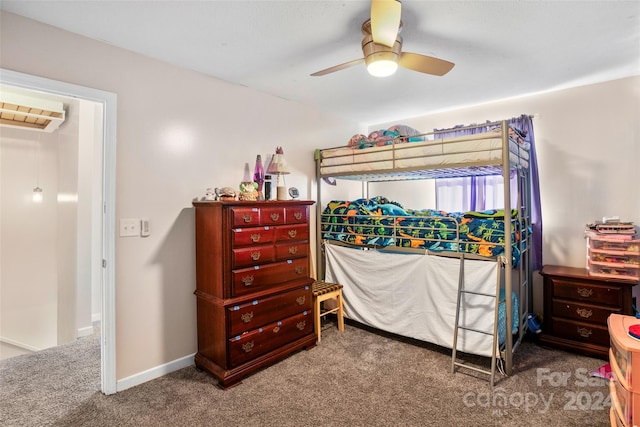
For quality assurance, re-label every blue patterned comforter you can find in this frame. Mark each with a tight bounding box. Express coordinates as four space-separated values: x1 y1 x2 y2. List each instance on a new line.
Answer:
321 196 527 267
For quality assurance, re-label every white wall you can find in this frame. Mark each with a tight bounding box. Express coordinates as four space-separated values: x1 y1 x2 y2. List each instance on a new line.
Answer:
370 76 640 269
56 97 80 345
0 93 101 352
0 11 358 381
76 99 103 333
0 128 60 350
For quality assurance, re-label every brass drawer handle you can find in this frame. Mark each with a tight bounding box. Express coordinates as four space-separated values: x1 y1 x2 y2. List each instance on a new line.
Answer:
241 312 254 323
273 326 280 333
576 287 593 298
288 229 297 239
250 251 261 261
242 276 254 286
576 327 593 338
242 341 254 353
242 214 253 223
576 308 593 319
296 321 306 331
296 296 305 305
270 212 280 221
250 233 261 243
294 212 302 220
294 266 304 275
289 246 298 255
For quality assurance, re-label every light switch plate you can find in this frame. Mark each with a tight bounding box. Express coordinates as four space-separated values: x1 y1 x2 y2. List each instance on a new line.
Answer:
140 218 150 237
119 218 140 237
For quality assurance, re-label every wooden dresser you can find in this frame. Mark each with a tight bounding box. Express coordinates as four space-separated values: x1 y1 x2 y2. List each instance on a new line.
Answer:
539 265 637 359
192 200 316 388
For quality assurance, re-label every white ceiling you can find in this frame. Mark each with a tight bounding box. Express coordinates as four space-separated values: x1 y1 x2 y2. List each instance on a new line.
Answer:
2 1 639 125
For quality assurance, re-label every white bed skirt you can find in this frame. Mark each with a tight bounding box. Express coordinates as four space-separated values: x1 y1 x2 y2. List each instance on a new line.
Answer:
324 243 502 357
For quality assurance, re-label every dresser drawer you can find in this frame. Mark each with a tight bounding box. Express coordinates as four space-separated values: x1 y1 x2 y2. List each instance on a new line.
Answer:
552 279 621 306
232 227 275 247
551 318 610 346
275 241 309 261
232 245 275 268
229 311 313 367
228 286 312 336
231 207 261 227
552 300 621 324
232 258 309 296
285 206 308 224
275 224 309 242
260 207 286 226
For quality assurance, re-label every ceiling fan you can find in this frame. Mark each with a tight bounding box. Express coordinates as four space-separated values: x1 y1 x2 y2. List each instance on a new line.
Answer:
311 0 454 78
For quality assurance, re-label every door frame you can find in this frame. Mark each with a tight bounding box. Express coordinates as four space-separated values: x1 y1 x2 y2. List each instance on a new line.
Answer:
1 68 117 394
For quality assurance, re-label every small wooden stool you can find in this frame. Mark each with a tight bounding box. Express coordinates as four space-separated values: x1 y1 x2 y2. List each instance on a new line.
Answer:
312 281 345 343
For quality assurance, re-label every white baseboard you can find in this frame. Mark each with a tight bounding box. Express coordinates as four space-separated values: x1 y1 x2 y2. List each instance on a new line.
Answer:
0 336 41 352
77 326 94 338
116 353 195 392
92 313 102 323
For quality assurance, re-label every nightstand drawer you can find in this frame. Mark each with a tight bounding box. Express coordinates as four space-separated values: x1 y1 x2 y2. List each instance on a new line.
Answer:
551 318 610 346
552 300 621 323
553 279 621 306
229 311 312 367
228 286 312 336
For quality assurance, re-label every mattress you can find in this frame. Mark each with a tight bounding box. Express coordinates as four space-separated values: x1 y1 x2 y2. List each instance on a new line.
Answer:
324 243 519 357
319 130 530 177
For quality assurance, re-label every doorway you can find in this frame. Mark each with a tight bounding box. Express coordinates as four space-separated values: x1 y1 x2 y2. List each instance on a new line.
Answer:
0 68 116 394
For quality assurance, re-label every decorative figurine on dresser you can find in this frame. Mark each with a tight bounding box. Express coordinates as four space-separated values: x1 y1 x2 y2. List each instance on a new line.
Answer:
192 199 316 388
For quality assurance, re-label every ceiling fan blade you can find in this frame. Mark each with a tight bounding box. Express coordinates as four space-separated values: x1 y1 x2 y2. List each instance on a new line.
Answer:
398 52 455 76
310 58 365 76
371 0 401 47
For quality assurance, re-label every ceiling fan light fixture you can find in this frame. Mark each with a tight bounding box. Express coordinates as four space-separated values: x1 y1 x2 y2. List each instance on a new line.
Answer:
365 51 398 77
367 59 398 77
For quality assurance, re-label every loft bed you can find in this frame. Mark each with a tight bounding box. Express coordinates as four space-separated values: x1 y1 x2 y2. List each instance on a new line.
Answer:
314 120 532 382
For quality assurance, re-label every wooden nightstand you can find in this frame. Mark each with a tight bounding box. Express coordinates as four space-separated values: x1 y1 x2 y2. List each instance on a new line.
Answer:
538 265 637 359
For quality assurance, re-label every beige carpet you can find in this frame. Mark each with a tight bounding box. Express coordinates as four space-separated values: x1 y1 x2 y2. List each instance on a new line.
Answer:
0 320 610 426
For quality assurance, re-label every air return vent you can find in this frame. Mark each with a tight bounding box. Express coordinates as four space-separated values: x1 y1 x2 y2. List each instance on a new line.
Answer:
0 91 66 133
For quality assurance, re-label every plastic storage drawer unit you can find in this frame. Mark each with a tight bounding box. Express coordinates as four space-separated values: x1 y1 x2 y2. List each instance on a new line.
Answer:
586 232 640 282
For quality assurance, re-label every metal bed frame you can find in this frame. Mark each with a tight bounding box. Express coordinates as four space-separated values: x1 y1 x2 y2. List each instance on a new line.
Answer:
313 120 532 378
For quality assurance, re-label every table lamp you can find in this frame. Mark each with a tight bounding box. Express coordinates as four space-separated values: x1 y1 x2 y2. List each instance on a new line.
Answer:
266 147 290 200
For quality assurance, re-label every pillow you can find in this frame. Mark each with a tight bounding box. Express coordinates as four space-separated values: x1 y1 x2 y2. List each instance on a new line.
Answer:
348 134 367 149
387 124 423 142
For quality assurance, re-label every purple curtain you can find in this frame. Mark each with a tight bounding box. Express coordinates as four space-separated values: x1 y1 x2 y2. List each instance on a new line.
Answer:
508 115 542 270
434 116 542 270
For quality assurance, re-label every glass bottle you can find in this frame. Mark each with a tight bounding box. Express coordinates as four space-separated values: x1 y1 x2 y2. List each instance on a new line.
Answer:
253 155 265 200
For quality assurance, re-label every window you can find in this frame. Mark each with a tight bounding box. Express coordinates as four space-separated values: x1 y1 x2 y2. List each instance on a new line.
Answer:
435 174 518 212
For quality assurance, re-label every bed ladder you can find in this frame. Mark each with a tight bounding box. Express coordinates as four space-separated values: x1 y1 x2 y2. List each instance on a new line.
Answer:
451 254 503 388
